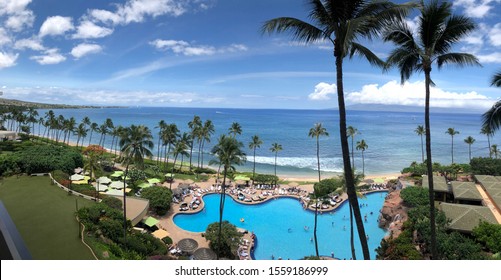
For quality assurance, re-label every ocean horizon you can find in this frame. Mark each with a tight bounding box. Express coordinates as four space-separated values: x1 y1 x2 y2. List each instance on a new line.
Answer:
36 107 496 178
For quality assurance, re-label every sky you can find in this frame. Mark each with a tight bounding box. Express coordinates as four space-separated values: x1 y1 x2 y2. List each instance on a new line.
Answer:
0 0 500 110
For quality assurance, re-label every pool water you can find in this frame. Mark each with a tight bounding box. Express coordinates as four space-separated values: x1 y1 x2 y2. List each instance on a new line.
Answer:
173 192 388 260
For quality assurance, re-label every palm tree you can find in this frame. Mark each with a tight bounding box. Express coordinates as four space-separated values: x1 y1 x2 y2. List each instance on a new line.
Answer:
309 123 329 181
248 135 263 184
169 135 190 189
415 125 426 163
229 122 242 138
491 70 501 87
347 126 358 170
75 123 88 148
446 128 460 164
209 135 246 259
491 144 500 159
188 115 202 172
119 125 154 243
262 0 412 259
199 120 215 169
480 126 494 158
464 136 475 162
356 139 368 176
162 123 180 170
88 122 98 146
482 100 501 136
155 120 166 165
270 143 282 183
384 0 479 259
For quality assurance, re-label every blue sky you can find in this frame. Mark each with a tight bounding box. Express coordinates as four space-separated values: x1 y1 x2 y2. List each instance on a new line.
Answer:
0 0 500 110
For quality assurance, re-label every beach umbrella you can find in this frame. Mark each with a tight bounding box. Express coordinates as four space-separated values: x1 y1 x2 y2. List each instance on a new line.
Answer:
110 181 127 189
70 174 85 181
138 182 151 189
97 176 112 185
193 248 217 260
165 173 174 178
74 167 83 174
143 216 159 228
152 229 169 239
110 171 124 178
234 175 251 181
177 238 198 254
95 183 108 192
147 178 161 184
105 188 123 196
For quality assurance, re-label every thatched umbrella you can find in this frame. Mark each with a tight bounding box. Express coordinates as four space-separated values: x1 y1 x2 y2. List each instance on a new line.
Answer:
193 247 217 260
177 238 199 255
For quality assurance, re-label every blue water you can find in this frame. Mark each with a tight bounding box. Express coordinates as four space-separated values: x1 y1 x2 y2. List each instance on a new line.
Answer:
174 193 387 260
36 107 492 177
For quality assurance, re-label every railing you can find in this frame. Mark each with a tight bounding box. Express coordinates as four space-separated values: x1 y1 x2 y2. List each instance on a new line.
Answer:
47 173 101 202
0 201 32 260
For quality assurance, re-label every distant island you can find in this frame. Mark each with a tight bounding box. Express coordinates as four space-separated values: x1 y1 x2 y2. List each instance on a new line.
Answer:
0 97 126 109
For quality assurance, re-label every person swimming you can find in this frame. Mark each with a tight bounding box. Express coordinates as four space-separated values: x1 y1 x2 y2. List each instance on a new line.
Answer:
304 226 309 231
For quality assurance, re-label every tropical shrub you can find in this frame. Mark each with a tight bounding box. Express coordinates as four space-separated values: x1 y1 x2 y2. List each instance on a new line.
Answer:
140 186 172 216
470 157 501 176
376 228 422 260
162 236 173 245
16 145 83 174
101 196 123 210
205 221 243 259
400 186 429 207
252 174 278 184
473 221 501 254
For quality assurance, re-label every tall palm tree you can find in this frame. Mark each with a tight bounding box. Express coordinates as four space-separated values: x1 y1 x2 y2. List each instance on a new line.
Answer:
309 123 329 182
415 125 426 163
155 120 167 165
347 126 358 170
446 128 460 164
480 126 494 158
356 139 368 176
209 135 246 259
229 122 242 138
88 122 98 146
248 135 263 184
491 144 500 159
162 123 180 170
270 143 282 183
169 136 190 189
384 0 479 259
188 115 202 172
199 120 215 169
75 123 88 148
262 0 412 259
464 136 475 162
119 125 154 243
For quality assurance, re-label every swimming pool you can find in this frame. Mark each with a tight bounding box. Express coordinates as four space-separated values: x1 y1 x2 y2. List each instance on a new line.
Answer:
173 192 388 260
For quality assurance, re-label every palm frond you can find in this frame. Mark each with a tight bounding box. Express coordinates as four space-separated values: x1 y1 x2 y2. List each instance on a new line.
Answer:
307 0 332 27
482 100 501 132
436 53 480 69
491 70 501 87
349 42 384 68
419 0 451 49
261 17 326 44
434 14 476 55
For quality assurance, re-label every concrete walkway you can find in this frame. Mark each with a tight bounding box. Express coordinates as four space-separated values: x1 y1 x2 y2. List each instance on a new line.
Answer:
475 184 501 224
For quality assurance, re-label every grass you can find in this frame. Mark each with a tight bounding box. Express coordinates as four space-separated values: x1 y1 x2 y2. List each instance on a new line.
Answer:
0 175 95 260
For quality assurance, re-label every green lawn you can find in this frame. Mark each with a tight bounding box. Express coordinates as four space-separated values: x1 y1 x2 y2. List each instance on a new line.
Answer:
0 176 95 260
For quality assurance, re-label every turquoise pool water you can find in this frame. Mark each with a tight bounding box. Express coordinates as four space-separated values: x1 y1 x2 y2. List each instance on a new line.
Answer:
173 192 388 260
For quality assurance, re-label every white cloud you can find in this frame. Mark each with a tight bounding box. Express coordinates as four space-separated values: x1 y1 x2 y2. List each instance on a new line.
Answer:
453 0 496 18
0 28 12 46
39 16 74 38
488 23 501 47
117 0 186 24
71 43 102 59
30 49 66 65
89 9 122 25
5 10 34 32
0 52 18 68
0 0 32 15
72 20 114 39
476 52 501 63
150 39 248 56
308 82 337 100
345 80 495 109
14 37 44 51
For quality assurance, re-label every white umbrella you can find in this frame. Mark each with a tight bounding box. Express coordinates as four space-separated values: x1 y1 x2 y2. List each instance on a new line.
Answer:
95 183 108 192
97 176 112 185
110 181 127 189
70 174 85 181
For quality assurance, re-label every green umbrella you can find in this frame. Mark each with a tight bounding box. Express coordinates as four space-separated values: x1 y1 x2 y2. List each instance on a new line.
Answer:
138 182 151 189
143 216 159 228
234 175 251 181
147 178 161 184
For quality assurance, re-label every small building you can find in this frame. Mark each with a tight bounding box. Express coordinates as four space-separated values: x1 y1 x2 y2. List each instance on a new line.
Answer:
0 131 17 140
108 195 149 226
451 181 483 206
422 175 452 202
439 203 498 234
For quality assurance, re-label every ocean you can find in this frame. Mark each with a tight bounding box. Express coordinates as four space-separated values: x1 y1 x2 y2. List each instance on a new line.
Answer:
37 107 494 178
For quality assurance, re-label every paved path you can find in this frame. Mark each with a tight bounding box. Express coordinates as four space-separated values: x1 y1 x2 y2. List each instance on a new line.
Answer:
475 184 501 224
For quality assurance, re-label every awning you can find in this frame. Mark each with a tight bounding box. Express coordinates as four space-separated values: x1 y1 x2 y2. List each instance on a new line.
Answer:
143 216 159 228
152 229 169 239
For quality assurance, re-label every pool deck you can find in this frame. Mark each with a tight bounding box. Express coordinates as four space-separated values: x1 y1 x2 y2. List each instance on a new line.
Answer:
158 179 389 260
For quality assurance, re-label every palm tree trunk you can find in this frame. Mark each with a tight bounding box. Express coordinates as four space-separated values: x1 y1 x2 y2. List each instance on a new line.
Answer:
351 137 355 170
88 130 93 146
335 54 369 260
451 136 454 164
487 135 492 158
420 135 425 163
189 141 194 172
362 150 365 176
217 166 228 260
468 144 472 162
316 137 321 182
157 135 161 165
169 154 178 190
201 139 206 169
349 204 355 259
314 203 319 257
253 148 256 185
123 164 129 246
424 70 438 259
